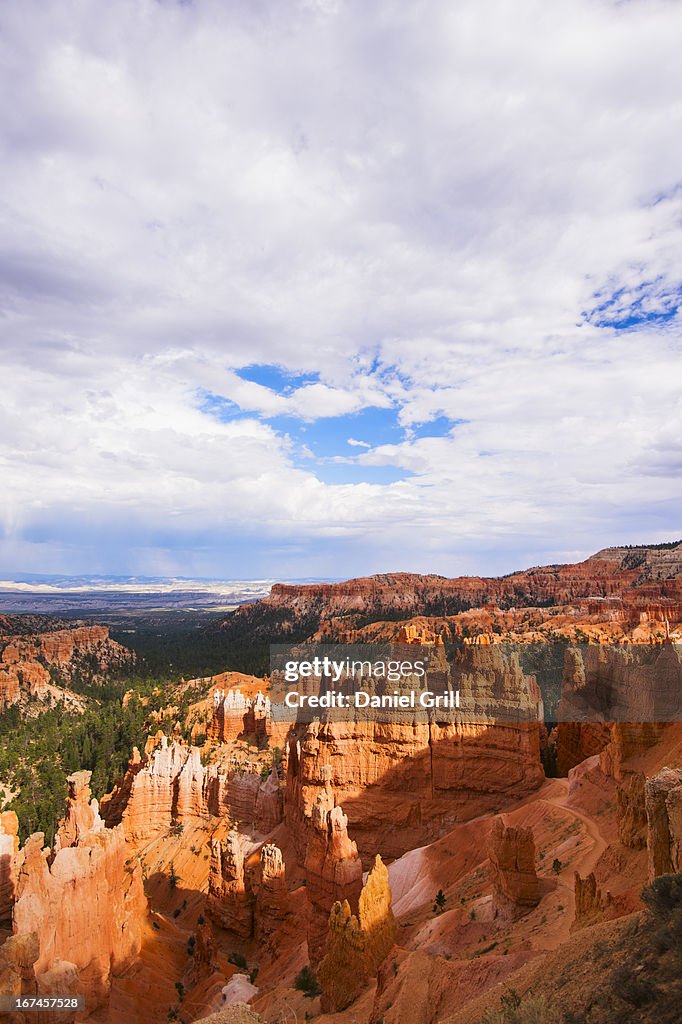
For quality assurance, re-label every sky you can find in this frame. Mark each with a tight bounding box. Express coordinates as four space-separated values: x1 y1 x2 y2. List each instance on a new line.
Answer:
0 0 681 581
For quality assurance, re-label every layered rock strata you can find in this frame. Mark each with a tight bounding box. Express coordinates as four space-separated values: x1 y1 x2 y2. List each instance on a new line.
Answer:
0 625 131 708
0 811 19 923
285 645 544 862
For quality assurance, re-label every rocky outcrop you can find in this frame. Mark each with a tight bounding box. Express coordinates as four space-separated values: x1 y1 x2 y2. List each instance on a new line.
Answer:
558 645 681 739
0 656 49 709
318 854 397 1012
0 811 19 923
556 648 612 775
573 871 613 929
54 771 103 851
6 774 146 1014
102 736 195 840
0 625 131 710
0 932 42 1022
598 723 666 849
645 766 682 879
254 843 289 942
488 817 540 919
254 769 283 832
206 831 253 939
102 736 283 841
304 791 363 965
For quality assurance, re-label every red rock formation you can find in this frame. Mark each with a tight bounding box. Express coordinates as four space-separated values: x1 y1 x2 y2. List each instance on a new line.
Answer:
102 734 283 841
54 771 102 851
0 932 41 1021
254 768 283 832
104 735 193 841
556 648 611 775
226 544 682 641
488 817 540 919
0 656 49 709
284 645 544 863
0 811 19 923
254 843 289 943
6 775 146 1014
318 854 397 1012
0 624 131 710
645 766 682 879
573 871 613 929
304 791 363 965
205 830 253 939
318 900 366 1012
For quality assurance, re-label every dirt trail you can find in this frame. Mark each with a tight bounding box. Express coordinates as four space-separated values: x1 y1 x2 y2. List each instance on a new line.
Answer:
538 777 608 947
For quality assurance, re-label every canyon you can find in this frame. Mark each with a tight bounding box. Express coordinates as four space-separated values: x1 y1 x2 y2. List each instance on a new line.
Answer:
0 542 680 1023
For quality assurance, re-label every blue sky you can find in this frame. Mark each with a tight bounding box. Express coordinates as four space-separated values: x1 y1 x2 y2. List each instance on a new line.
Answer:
0 0 681 580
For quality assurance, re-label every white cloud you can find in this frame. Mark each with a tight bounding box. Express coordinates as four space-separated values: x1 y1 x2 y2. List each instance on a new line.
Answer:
0 0 681 577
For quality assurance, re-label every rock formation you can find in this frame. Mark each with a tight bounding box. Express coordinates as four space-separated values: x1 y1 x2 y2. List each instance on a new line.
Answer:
0 932 42 1022
3 772 146 1014
54 771 102 851
318 854 397 1012
254 843 289 942
102 735 283 841
488 817 540 919
254 768 283 832
573 871 613 929
645 766 682 879
0 811 19 923
304 791 363 964
0 624 131 709
206 830 253 939
222 543 682 642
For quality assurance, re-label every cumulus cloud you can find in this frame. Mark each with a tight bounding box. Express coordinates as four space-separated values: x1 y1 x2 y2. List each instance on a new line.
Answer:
0 0 681 577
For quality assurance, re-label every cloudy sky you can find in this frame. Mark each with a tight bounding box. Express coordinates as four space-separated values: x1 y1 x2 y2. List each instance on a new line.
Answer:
1 0 681 580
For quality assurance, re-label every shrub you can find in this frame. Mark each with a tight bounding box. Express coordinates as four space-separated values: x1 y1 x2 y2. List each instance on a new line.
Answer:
294 966 321 997
433 889 447 914
228 951 248 969
482 989 560 1024
551 858 562 875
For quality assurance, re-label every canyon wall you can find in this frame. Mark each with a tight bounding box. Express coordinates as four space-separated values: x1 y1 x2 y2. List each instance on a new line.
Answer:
284 645 545 862
225 544 682 641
